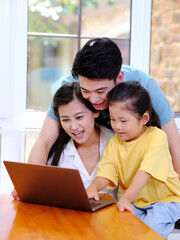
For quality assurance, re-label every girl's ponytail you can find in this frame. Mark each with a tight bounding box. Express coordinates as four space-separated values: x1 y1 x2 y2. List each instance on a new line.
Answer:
148 106 161 128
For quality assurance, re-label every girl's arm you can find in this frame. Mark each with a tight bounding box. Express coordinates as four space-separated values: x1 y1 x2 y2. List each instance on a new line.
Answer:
117 170 151 214
87 176 111 201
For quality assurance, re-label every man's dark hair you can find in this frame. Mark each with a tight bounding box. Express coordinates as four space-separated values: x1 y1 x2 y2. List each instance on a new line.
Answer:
72 37 122 81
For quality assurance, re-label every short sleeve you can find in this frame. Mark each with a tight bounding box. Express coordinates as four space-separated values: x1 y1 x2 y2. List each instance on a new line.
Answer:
47 101 59 122
146 78 174 127
96 138 119 188
139 130 172 182
122 65 174 127
47 75 78 122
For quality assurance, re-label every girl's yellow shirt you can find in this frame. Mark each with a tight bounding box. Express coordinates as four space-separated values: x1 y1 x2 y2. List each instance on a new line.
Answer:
97 127 180 208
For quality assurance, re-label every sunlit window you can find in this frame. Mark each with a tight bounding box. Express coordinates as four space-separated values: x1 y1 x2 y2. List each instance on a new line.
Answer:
25 132 39 162
27 0 131 112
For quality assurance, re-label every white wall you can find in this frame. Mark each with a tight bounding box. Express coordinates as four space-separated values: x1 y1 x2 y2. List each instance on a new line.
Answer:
0 0 28 193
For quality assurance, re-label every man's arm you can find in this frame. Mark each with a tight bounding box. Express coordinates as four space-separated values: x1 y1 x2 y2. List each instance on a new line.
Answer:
162 118 180 176
12 116 60 200
28 116 60 164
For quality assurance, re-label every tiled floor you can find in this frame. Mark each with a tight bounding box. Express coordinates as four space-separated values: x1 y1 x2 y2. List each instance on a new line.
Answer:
168 229 180 240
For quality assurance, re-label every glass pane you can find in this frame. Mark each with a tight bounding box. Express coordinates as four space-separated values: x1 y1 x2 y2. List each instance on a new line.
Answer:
81 0 131 38
81 37 130 65
112 38 130 65
27 37 77 111
25 133 39 162
81 0 130 65
28 0 79 34
27 0 131 112
150 1 180 112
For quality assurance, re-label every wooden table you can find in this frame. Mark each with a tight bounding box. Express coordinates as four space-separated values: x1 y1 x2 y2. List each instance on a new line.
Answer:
0 194 165 240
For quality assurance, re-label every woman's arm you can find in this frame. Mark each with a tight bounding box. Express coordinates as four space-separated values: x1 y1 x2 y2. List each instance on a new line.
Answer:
117 170 151 214
162 118 180 177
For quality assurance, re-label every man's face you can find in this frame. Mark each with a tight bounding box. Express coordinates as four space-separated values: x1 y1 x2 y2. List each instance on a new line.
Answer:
78 75 116 110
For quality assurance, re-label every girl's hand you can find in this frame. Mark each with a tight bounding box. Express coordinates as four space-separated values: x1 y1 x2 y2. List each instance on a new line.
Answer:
117 170 150 215
117 196 135 214
11 188 20 201
86 186 99 201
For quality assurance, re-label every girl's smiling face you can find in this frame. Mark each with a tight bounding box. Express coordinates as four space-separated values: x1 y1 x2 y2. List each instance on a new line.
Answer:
58 98 99 145
109 101 149 142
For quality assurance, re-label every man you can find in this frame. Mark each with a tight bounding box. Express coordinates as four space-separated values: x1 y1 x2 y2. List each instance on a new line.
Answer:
28 37 180 177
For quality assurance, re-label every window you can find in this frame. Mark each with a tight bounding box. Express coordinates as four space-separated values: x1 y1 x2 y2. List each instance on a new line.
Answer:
27 0 131 112
0 0 155 192
25 132 39 162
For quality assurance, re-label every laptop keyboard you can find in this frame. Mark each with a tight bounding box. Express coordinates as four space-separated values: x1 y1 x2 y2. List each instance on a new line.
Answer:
89 199 104 208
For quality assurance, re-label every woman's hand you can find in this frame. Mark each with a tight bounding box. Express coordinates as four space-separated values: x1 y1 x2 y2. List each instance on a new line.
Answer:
11 188 20 201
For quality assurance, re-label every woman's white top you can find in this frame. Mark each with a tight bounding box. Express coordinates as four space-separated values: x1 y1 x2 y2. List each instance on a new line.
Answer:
48 126 117 198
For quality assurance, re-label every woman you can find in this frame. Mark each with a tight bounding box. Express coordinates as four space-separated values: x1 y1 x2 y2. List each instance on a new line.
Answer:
12 82 115 200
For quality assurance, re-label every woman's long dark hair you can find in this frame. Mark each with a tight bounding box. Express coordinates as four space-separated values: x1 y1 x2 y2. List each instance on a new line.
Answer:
48 82 98 166
108 81 161 128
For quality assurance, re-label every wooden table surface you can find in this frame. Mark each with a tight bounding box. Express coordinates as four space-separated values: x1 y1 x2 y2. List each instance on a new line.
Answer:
0 194 165 240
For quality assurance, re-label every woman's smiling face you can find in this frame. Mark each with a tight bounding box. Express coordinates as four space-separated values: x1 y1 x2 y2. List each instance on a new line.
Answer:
58 98 98 145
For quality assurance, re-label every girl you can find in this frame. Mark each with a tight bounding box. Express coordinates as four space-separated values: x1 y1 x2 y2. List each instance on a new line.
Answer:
87 81 180 239
12 82 115 199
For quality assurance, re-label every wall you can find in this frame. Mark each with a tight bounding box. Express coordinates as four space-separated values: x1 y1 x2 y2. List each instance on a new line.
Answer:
150 0 180 112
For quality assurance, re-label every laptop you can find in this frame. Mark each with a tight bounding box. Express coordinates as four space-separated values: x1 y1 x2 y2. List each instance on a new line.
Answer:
4 161 116 212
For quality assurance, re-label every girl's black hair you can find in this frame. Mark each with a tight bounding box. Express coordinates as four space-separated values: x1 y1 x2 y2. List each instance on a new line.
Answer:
48 82 99 166
108 81 161 128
